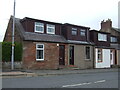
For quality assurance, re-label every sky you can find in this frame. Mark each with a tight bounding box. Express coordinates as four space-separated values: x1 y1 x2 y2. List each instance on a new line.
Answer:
0 0 119 41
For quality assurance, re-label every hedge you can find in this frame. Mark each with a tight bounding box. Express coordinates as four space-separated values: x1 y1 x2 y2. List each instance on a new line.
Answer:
1 42 22 62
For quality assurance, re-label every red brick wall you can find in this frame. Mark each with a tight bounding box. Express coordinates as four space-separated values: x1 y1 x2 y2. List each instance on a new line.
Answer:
22 41 68 69
4 18 22 42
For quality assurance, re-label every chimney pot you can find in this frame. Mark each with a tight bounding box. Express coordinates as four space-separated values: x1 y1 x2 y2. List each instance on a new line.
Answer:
101 19 112 30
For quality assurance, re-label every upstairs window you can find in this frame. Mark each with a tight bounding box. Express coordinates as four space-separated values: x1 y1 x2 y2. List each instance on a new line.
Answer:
98 33 107 41
36 44 44 61
110 37 117 42
71 28 77 35
35 22 44 33
80 29 86 36
85 47 90 60
47 24 55 34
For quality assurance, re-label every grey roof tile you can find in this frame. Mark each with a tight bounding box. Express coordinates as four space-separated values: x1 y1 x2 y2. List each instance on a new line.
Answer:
24 32 67 43
112 27 120 32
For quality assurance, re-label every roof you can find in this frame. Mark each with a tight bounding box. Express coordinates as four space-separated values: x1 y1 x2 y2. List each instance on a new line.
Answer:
21 17 62 25
15 17 93 45
90 29 110 34
24 32 67 43
112 27 120 32
67 40 94 45
95 46 116 49
64 23 90 29
15 18 66 43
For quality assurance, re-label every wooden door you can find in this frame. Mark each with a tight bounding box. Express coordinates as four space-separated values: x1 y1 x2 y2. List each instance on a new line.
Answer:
59 45 65 65
69 46 74 65
115 50 117 65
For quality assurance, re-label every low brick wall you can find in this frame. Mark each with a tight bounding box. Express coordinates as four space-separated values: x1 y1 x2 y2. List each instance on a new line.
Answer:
2 62 22 69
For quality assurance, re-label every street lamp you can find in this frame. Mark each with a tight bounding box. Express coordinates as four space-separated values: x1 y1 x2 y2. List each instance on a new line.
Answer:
11 0 16 70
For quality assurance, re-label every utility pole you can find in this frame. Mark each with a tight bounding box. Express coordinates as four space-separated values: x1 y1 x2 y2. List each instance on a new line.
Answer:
11 0 16 70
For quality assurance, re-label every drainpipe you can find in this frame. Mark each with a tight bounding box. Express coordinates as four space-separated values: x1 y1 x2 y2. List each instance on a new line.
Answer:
87 29 89 42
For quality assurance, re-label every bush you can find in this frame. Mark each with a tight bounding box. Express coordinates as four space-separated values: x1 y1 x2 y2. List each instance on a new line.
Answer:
2 42 22 62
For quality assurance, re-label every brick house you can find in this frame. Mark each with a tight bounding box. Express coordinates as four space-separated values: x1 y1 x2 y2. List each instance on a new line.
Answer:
90 30 117 68
100 19 120 66
4 16 94 69
61 23 94 69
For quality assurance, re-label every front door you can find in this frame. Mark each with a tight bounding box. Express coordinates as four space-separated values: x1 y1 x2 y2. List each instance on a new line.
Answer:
69 46 74 65
115 50 117 65
110 50 114 65
59 45 65 65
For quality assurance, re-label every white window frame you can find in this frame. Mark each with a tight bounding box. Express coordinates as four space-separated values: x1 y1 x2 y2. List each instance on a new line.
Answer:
85 46 91 60
36 44 44 61
80 29 86 36
71 28 77 35
47 24 55 34
110 37 117 42
98 33 107 41
34 22 44 33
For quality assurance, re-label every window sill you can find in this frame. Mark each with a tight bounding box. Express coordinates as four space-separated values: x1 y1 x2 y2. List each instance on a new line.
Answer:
36 59 44 61
85 59 91 61
35 31 44 33
47 33 55 34
98 40 107 42
98 61 102 63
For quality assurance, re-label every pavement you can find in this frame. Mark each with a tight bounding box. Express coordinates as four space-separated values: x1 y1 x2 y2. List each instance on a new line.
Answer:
0 68 118 78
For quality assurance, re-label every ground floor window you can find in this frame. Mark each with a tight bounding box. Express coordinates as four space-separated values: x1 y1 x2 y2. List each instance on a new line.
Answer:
36 44 44 61
85 46 90 60
98 49 102 62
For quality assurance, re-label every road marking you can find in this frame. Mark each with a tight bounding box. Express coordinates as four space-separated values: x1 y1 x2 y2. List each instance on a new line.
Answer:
62 80 106 88
94 80 106 83
62 82 92 87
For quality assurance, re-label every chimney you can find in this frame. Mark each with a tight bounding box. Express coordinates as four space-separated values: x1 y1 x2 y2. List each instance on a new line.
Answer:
101 19 112 30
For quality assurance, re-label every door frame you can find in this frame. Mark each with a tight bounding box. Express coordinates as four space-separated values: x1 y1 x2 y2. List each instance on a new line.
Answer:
69 45 74 65
59 45 65 65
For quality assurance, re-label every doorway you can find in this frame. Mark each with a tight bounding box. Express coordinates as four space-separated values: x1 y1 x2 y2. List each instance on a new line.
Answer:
59 45 65 65
69 46 74 65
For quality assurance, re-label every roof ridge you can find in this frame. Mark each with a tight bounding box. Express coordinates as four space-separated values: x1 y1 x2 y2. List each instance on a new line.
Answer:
112 27 120 32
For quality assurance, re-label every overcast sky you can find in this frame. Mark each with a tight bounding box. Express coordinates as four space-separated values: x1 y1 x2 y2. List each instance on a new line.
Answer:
0 0 119 41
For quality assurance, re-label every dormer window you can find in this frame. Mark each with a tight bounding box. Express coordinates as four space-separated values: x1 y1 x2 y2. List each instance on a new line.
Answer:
110 37 117 42
98 33 107 41
47 24 55 34
71 28 77 35
80 29 86 36
35 22 44 33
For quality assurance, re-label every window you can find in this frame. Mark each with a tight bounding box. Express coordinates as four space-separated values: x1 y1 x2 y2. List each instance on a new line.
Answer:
85 47 90 59
110 37 117 42
80 29 86 36
98 33 107 41
35 22 44 33
36 44 44 61
47 24 55 34
71 28 77 35
97 49 102 62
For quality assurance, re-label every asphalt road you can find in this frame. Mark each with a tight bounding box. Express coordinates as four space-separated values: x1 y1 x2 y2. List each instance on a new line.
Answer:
2 71 118 88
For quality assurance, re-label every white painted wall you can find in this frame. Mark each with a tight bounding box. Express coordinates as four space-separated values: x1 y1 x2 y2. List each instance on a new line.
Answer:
95 48 111 68
102 49 110 68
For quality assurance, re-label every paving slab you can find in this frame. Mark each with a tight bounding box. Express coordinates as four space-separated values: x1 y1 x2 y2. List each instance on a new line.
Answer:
1 68 118 78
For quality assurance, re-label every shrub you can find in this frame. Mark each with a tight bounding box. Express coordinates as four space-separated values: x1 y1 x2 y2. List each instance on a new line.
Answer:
2 42 22 62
